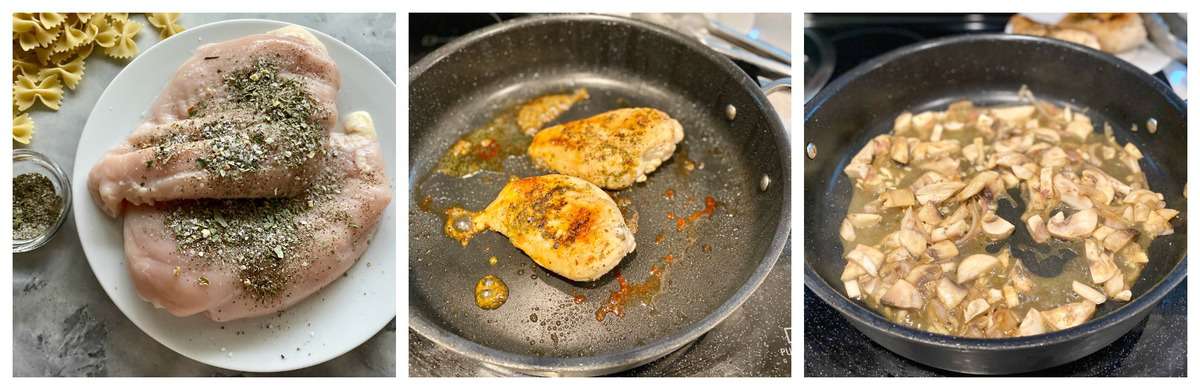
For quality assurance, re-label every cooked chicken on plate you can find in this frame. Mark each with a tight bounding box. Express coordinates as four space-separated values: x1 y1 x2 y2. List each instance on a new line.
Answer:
449 174 635 282
88 26 340 217
123 129 390 322
529 107 684 189
1010 13 1147 54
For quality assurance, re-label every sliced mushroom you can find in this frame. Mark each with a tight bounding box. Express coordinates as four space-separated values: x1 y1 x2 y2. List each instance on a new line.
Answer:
893 112 913 134
915 181 966 205
1040 301 1097 330
1084 239 1119 284
905 264 943 287
1103 270 1125 298
881 279 925 309
912 111 936 132
1124 143 1144 160
1072 281 1107 305
1026 214 1051 243
847 213 883 229
840 218 856 242
881 188 917 209
1102 228 1137 252
1018 309 1048 336
845 244 884 277
890 137 911 164
981 213 1015 240
916 204 944 228
956 254 1000 284
1065 120 1092 142
841 262 866 281
957 171 1000 201
936 277 968 309
991 105 1035 123
898 229 927 257
927 240 959 261
1081 169 1115 205
1011 163 1039 181
1046 209 1098 240
1010 261 1035 292
1054 174 1094 210
1003 285 1020 308
1119 244 1149 265
963 298 990 322
844 141 876 180
845 279 862 299
1040 146 1069 169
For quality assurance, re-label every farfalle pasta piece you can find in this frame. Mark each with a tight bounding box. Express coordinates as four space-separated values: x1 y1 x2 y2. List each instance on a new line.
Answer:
13 52 40 77
53 22 89 53
16 21 60 51
13 113 35 144
14 73 64 111
38 12 65 29
90 15 118 48
108 13 129 23
39 46 92 90
147 13 184 38
70 12 95 24
105 19 142 59
13 13 38 33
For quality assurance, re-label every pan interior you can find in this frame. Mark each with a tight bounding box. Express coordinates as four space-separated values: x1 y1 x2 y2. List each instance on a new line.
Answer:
409 68 784 358
809 91 1186 329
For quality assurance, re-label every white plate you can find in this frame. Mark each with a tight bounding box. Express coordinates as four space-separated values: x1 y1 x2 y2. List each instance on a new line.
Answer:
72 19 396 373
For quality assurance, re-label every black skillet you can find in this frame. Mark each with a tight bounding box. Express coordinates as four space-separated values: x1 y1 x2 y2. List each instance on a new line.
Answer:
409 14 791 376
804 33 1186 374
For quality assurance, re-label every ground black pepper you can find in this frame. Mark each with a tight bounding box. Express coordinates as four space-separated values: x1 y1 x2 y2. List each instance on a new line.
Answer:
12 172 62 240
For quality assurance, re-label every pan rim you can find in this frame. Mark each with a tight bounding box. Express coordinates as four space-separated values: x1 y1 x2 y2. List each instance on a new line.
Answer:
802 33 1187 353
409 13 792 375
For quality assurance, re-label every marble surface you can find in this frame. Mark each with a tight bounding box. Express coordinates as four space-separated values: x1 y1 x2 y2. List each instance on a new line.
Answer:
13 13 396 377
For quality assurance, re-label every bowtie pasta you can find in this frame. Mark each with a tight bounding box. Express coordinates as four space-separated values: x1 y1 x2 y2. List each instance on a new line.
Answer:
11 12 185 144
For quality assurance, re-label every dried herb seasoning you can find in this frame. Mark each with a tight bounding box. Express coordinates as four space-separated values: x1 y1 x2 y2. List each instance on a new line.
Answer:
13 172 62 240
163 160 344 302
141 57 325 180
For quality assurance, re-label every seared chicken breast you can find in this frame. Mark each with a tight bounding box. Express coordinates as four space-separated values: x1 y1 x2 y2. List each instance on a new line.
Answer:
528 108 684 189
471 174 635 281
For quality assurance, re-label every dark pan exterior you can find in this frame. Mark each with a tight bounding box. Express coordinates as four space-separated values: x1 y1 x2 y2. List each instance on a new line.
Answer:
410 14 790 376
804 34 1186 374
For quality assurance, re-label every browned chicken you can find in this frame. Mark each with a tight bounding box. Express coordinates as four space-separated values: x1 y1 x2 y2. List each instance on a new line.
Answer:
454 174 635 281
528 108 684 189
517 88 589 135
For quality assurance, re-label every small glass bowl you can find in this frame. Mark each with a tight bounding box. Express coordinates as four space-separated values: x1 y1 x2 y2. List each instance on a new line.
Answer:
13 149 71 253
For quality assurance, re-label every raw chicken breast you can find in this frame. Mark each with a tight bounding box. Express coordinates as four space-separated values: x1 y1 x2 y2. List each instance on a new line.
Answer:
467 174 635 282
122 130 390 322
89 25 341 217
528 107 684 189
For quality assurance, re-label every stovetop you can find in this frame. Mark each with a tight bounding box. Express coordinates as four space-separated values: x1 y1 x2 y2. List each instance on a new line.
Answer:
803 13 1187 377
408 13 792 377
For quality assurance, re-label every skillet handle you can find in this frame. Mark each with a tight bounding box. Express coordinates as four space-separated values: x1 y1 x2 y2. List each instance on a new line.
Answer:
760 77 792 96
758 77 791 130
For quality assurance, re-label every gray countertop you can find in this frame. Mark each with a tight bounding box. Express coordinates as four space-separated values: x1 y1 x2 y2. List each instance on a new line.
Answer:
13 13 396 377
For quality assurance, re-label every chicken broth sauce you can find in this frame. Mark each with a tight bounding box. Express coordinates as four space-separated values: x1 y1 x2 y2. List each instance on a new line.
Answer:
839 93 1177 338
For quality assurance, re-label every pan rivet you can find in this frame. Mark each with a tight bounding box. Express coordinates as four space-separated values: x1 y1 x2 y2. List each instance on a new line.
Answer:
806 143 817 159
760 175 771 191
1147 118 1158 134
725 104 737 121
